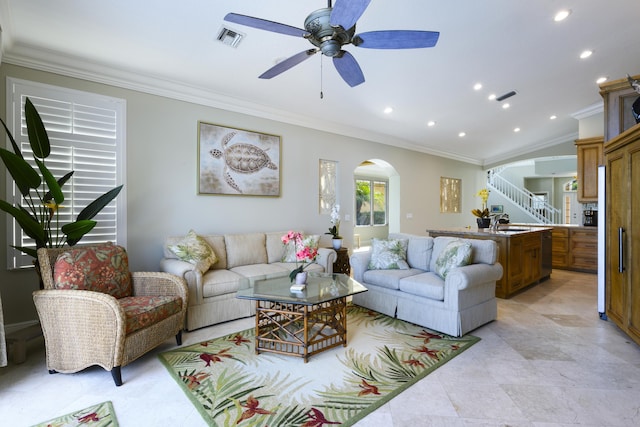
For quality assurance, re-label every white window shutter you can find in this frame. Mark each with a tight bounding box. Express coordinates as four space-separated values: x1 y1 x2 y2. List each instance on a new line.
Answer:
5 78 126 269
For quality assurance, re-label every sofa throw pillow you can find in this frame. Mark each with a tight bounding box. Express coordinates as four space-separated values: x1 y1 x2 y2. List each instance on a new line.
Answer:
368 238 409 270
434 239 472 278
167 229 218 274
53 243 132 298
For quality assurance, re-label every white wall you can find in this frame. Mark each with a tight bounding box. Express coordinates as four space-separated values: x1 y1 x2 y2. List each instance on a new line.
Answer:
0 63 484 325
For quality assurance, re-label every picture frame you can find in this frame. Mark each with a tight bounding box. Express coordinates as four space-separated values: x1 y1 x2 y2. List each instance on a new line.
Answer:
440 177 461 213
319 159 338 214
491 205 504 214
198 121 281 196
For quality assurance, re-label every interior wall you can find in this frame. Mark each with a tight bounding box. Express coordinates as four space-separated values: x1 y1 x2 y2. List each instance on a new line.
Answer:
0 63 484 325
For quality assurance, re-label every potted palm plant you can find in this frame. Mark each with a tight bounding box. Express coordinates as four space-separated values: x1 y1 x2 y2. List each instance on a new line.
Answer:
0 98 123 283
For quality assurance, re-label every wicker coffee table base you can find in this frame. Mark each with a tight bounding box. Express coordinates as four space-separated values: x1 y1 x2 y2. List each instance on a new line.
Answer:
253 298 347 362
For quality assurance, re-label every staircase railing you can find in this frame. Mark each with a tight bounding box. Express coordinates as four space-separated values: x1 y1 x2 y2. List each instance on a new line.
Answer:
488 170 561 224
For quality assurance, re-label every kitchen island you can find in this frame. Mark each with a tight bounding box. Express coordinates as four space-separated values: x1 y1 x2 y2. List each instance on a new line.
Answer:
509 223 597 273
426 226 552 298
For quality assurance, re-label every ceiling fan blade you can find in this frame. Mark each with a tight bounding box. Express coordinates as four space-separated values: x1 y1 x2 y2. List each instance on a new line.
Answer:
354 30 440 49
224 13 309 37
333 51 365 87
330 0 372 30
259 49 318 79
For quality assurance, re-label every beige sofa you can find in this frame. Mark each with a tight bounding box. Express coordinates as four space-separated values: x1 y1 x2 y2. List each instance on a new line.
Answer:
160 231 337 330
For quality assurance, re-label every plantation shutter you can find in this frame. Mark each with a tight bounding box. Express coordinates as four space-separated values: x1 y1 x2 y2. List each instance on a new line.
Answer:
6 78 126 269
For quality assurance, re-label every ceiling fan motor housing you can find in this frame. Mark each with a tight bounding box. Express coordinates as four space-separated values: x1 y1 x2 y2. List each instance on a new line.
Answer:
304 8 355 57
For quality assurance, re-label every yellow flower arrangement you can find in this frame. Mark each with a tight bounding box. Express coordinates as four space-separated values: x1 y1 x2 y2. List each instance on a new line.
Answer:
471 188 490 218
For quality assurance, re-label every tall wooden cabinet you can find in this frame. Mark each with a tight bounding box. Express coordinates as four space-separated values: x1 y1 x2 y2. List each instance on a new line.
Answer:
600 74 640 141
605 123 640 346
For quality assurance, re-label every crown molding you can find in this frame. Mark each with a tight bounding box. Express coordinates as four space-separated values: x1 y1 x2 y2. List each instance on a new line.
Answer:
570 102 604 120
482 131 579 166
3 44 484 165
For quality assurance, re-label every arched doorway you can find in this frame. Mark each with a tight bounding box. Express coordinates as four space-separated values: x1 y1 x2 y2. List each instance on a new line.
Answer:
353 159 400 249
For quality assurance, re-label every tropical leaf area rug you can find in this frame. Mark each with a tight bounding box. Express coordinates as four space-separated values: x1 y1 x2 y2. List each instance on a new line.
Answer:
30 401 118 427
159 305 479 427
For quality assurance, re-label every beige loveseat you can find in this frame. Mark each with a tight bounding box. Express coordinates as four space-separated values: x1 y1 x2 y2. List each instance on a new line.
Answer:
160 231 337 330
350 233 503 337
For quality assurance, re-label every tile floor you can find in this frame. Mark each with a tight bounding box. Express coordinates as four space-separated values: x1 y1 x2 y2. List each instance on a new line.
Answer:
1 269 639 426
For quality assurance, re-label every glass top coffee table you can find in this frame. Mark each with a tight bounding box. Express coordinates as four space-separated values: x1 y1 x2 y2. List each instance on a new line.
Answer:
236 273 367 362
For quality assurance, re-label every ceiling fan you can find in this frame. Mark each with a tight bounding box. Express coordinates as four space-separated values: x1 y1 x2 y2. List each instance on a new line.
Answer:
224 0 440 87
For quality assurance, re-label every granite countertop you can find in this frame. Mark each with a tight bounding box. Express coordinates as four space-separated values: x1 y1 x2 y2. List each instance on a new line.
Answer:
426 226 553 237
509 223 592 228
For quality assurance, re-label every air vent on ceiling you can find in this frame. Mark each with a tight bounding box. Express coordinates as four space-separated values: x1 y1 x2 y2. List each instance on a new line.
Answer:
217 26 244 48
496 91 517 102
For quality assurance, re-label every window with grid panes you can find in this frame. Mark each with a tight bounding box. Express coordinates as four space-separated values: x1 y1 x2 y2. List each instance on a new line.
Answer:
5 78 126 269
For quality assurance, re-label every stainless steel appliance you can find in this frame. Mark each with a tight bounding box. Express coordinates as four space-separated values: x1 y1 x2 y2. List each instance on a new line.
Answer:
583 209 597 226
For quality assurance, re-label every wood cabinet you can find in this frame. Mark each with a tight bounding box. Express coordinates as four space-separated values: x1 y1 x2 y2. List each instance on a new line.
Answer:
551 227 569 269
427 229 548 299
600 74 640 142
521 233 541 287
569 228 598 272
604 123 640 346
575 137 604 203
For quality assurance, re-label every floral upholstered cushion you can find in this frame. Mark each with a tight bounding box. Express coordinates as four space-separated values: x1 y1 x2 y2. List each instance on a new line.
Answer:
167 229 218 273
53 243 132 298
118 295 183 335
368 238 410 270
434 239 472 278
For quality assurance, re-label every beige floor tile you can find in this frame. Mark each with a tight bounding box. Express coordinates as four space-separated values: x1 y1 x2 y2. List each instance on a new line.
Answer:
2 269 640 426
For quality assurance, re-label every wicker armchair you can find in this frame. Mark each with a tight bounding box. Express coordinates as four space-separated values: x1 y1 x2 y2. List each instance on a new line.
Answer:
33 243 188 386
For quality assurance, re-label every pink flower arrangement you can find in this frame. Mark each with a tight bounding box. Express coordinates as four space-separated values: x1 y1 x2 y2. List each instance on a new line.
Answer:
281 231 318 282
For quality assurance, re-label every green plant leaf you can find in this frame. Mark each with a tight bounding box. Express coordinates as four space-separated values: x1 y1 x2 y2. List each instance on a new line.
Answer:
34 158 64 204
42 171 74 204
25 98 50 159
76 185 123 221
11 245 38 258
62 220 97 244
0 200 46 244
0 148 41 196
0 117 23 158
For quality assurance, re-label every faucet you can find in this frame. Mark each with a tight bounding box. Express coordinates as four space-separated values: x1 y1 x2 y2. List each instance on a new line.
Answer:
491 214 509 230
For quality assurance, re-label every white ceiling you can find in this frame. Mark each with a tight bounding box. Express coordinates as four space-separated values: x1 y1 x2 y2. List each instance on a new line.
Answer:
1 0 639 165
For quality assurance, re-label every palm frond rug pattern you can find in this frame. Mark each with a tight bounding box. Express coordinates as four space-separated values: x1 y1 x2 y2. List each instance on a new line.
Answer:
159 305 479 426
31 401 118 427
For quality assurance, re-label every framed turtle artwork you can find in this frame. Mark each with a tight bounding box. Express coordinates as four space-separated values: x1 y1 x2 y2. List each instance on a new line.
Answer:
198 122 281 196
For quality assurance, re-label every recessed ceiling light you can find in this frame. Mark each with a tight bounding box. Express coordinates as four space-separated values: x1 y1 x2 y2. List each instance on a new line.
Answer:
554 9 571 22
550 115 557 120
458 132 466 137
580 50 593 59
514 127 521 132
596 76 608 84
488 94 496 101
384 107 393 114
502 103 510 109
474 83 482 91
427 121 436 127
